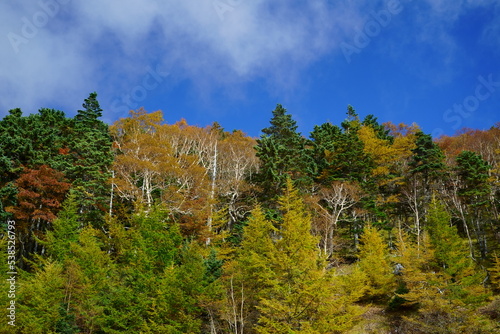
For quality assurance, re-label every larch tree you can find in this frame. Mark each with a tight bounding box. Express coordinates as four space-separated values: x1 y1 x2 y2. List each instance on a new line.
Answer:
357 225 396 303
426 196 488 306
232 179 362 333
394 229 443 309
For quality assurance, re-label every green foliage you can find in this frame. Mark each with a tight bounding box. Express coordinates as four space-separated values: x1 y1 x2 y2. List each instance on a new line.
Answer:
44 190 81 261
427 197 474 278
426 197 489 305
65 93 113 224
141 244 206 333
254 104 315 198
489 253 500 293
456 150 491 205
361 114 393 143
394 229 444 309
311 106 373 185
4 100 499 333
17 261 66 333
410 131 445 182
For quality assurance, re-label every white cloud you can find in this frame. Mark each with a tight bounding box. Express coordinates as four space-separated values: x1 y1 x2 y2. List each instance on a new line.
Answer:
0 1 362 116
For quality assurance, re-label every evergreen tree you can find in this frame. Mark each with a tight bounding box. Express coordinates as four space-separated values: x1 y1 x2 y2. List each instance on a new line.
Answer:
410 131 446 185
456 151 491 205
66 93 113 225
311 106 373 185
403 131 446 243
455 150 492 258
74 92 104 129
0 109 30 221
30 108 71 168
361 114 393 143
254 104 315 198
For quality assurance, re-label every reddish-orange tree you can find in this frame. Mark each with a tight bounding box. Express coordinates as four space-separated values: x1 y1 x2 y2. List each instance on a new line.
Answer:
6 165 70 266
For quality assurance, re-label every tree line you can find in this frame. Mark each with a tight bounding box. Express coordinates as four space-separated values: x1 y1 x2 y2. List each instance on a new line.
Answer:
1 93 499 333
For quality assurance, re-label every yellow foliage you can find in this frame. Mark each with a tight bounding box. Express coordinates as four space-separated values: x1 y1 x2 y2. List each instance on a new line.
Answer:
358 225 396 302
357 125 416 182
490 253 500 293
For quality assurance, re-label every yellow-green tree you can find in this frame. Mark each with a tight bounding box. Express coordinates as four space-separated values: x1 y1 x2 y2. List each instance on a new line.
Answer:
394 229 496 333
230 179 363 333
394 229 446 309
357 225 396 303
490 253 500 293
426 197 488 306
16 261 67 333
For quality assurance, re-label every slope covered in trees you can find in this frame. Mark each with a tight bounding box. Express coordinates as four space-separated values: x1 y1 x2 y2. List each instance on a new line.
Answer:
1 98 499 333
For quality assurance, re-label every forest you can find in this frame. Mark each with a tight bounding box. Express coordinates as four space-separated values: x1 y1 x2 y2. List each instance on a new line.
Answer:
1 93 499 333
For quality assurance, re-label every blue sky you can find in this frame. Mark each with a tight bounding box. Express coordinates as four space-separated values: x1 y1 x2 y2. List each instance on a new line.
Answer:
1 0 499 138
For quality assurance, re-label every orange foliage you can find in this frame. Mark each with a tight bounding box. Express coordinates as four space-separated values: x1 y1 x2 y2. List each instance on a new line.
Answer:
6 165 70 233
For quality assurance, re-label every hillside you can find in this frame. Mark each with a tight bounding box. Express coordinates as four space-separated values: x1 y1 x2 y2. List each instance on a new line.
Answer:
1 94 499 333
